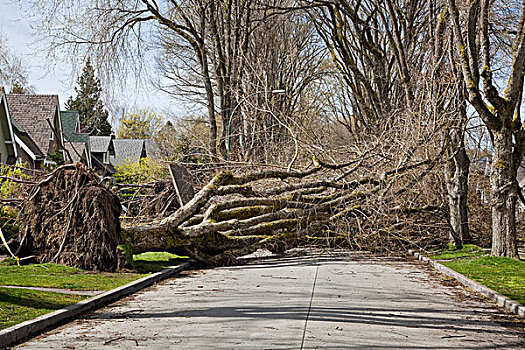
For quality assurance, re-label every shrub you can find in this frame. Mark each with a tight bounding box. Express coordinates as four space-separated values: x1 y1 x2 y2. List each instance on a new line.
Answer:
0 206 20 242
0 165 25 199
113 157 168 185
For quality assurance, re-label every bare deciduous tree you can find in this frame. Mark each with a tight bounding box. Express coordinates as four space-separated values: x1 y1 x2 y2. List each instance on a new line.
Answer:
306 0 473 247
0 33 32 93
29 0 221 157
447 0 525 258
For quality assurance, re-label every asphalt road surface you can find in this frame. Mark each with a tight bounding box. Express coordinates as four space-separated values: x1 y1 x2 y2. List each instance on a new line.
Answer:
15 251 525 349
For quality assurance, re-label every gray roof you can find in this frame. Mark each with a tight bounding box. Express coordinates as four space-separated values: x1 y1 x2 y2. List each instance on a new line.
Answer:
110 139 146 167
64 142 87 163
144 139 163 160
90 136 112 153
6 94 59 154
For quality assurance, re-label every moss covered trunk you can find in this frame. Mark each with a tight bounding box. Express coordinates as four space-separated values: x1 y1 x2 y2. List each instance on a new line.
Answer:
490 128 519 258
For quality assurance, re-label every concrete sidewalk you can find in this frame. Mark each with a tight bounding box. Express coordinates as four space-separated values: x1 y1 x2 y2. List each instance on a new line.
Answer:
15 252 525 349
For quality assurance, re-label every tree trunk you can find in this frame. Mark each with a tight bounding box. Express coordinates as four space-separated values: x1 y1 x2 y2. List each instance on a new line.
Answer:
118 159 387 265
490 128 519 258
196 40 218 161
445 129 470 247
203 70 218 160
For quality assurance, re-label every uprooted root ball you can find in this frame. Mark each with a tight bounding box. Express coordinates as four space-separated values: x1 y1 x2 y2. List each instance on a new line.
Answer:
20 165 123 271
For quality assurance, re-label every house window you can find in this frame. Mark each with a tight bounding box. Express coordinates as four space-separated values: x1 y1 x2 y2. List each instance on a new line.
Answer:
103 152 108 164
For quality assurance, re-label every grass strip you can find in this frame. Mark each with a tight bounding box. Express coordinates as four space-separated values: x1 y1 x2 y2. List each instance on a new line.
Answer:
0 251 189 331
0 263 146 291
0 288 85 330
132 252 189 273
442 256 525 305
426 244 525 305
427 244 489 260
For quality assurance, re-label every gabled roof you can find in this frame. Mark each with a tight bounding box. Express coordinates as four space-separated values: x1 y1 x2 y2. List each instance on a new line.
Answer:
110 139 147 167
144 139 163 160
90 136 112 153
69 132 89 144
64 142 87 163
91 154 116 176
11 118 45 159
60 111 80 137
62 113 89 144
6 94 59 154
0 87 18 163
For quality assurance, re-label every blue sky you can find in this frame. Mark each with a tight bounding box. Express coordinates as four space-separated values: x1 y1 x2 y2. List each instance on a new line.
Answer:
0 1 183 123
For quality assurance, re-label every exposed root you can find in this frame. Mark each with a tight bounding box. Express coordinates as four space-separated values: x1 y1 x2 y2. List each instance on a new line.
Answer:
20 165 123 271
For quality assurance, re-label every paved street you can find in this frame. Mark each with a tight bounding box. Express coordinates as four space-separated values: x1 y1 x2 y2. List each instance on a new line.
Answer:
15 252 525 349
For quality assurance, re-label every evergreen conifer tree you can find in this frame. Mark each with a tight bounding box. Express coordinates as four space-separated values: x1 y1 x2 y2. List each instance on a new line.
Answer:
66 58 112 135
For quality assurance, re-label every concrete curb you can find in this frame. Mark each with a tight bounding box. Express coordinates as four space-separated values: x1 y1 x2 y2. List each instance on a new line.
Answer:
0 261 193 349
409 250 524 319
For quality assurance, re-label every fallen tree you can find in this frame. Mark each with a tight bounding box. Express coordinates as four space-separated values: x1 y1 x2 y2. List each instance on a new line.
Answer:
17 164 123 271
120 156 438 265
7 148 450 270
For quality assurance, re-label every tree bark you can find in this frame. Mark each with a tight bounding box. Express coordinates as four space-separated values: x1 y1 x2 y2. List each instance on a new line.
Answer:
117 155 441 265
447 0 525 259
200 49 218 160
445 128 470 247
490 128 519 258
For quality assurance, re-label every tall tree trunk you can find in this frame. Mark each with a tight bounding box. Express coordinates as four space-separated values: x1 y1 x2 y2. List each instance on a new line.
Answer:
445 128 470 247
199 51 218 160
490 128 519 258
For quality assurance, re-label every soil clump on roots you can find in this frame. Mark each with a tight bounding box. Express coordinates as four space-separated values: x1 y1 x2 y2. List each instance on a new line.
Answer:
20 165 123 271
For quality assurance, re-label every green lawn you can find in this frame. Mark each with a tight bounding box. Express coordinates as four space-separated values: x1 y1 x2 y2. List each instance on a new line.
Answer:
0 251 189 330
0 287 85 330
0 252 188 290
0 263 146 291
428 244 489 260
132 251 188 273
427 245 525 305
443 256 525 304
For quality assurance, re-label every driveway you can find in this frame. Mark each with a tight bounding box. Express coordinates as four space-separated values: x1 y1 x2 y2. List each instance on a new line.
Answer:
15 251 525 349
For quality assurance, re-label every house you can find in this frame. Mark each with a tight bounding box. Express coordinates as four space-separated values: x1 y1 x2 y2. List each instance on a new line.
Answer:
6 93 64 168
0 87 18 164
472 154 525 208
472 155 491 176
144 138 163 160
10 119 45 168
110 139 147 168
88 136 148 176
89 135 116 176
60 111 91 167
